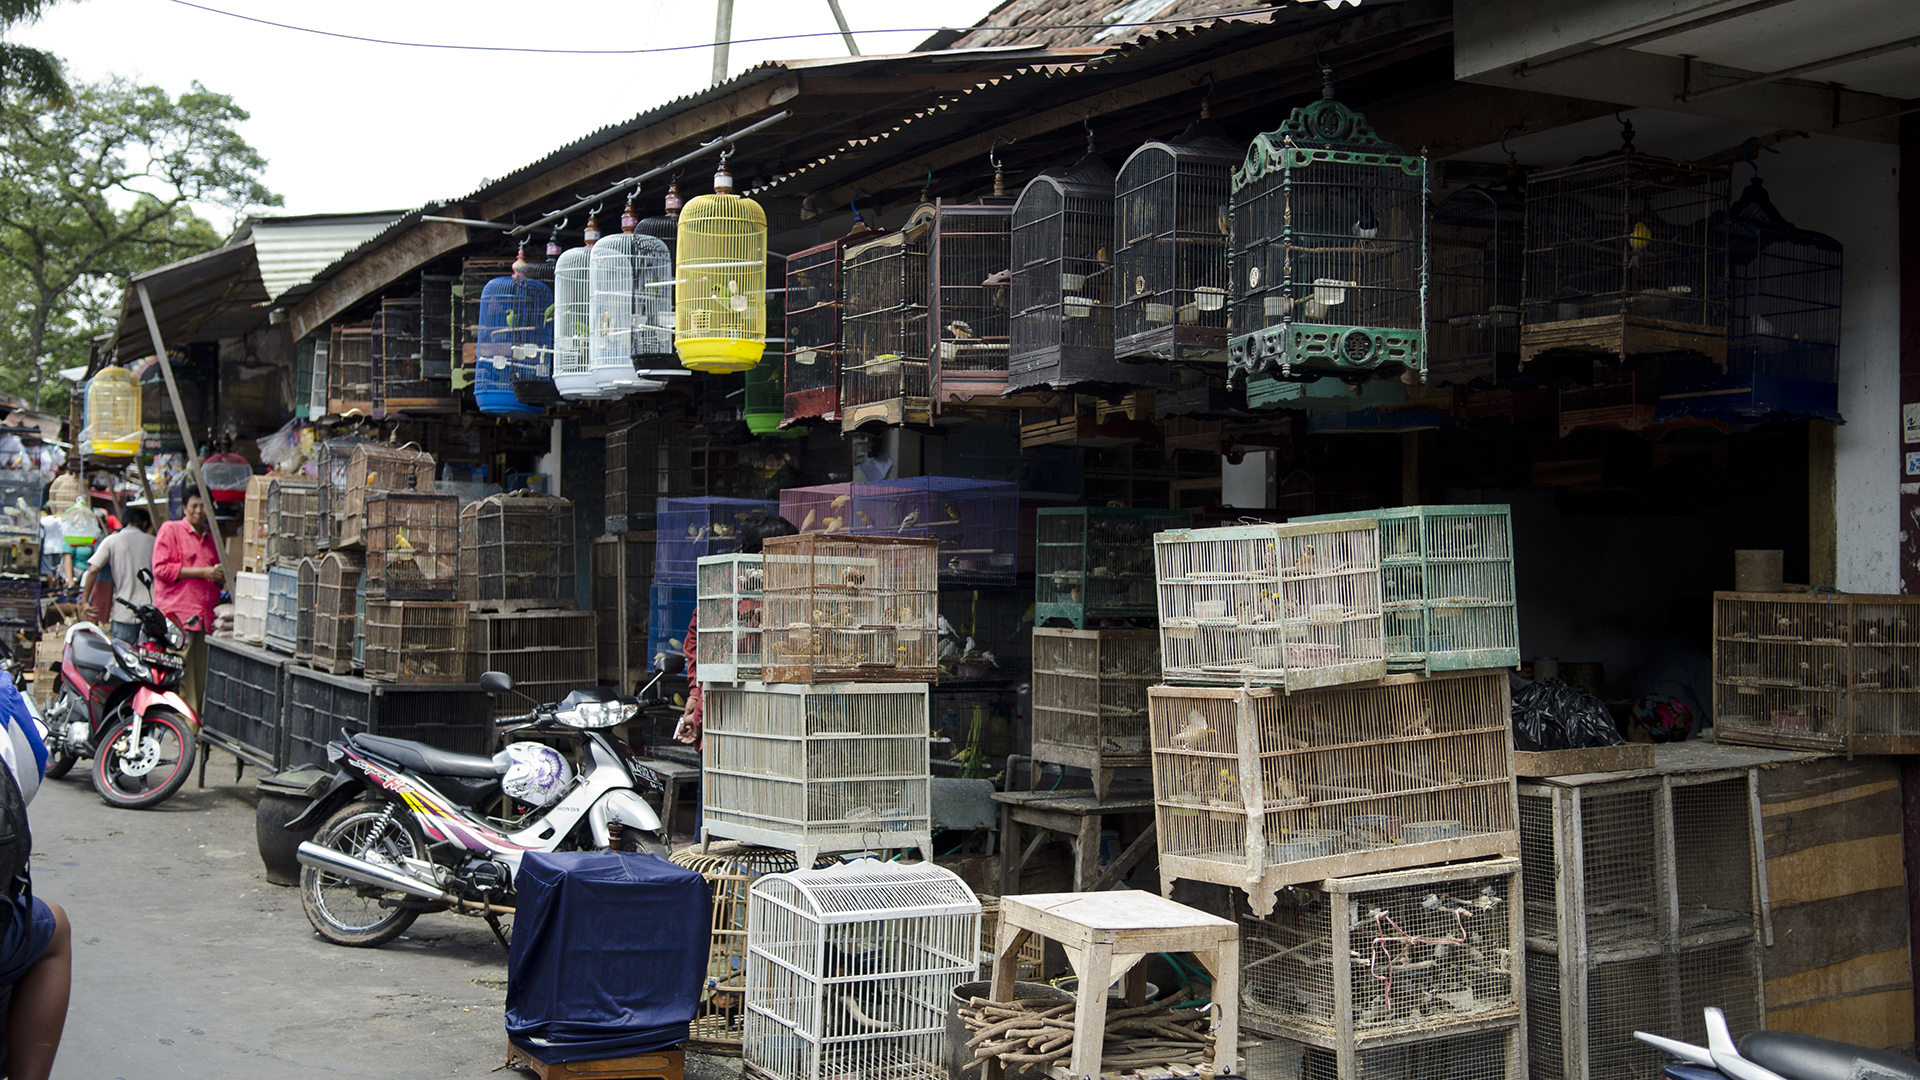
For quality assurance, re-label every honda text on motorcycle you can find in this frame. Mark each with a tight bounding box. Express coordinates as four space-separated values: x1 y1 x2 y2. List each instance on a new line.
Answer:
42 567 198 809
289 671 665 948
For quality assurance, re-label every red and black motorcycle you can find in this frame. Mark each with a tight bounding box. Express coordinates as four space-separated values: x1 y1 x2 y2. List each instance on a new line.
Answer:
42 568 199 809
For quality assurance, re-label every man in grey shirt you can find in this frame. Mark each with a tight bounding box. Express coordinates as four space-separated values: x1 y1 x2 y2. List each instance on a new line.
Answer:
80 508 154 643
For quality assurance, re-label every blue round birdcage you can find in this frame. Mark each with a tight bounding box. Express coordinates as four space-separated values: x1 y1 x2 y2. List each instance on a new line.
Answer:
474 272 553 417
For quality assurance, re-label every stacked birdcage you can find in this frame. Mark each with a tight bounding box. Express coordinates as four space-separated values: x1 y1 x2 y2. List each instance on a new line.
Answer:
362 492 459 601
551 244 603 400
849 477 1016 585
371 297 457 415
1294 505 1519 674
777 484 853 537
1031 627 1159 801
419 273 455 380
470 492 575 610
240 474 274 571
363 599 469 683
1520 761 1766 1080
605 419 690 534
744 861 979 1080
840 205 933 431
265 477 319 567
457 498 478 605
326 322 374 415
1430 185 1523 385
312 551 363 675
232 570 268 644
591 533 653 691
295 556 319 662
312 435 368 550
696 553 763 684
1114 117 1239 365
340 443 436 550
1036 507 1192 628
468 609 596 717
1149 671 1519 917
783 234 857 425
1228 74 1427 382
756 535 939 684
1009 151 1137 393
654 497 779 585
1238 856 1526 1080
1520 148 1729 366
702 682 933 866
928 197 1016 410
264 563 299 654
1154 520 1387 689
1727 176 1842 381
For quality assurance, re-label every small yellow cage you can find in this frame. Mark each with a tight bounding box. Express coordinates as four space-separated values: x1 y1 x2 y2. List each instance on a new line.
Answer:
674 164 767 373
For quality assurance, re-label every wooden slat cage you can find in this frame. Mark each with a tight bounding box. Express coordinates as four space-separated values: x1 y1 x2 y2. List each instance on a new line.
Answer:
1030 626 1158 800
1113 118 1239 365
849 477 1016 586
1035 506 1192 628
1150 673 1519 916
363 599 469 683
313 435 369 550
362 492 459 601
341 442 436 549
468 609 596 716
295 556 318 662
591 532 653 693
418 273 456 380
326 321 373 416
313 551 363 675
929 196 1016 410
605 419 690 534
840 204 933 431
757 534 939 685
1245 1016 1525 1080
233 569 268 644
696 553 763 685
240 474 273 572
372 295 459 415
1430 184 1523 386
472 492 575 610
265 476 319 567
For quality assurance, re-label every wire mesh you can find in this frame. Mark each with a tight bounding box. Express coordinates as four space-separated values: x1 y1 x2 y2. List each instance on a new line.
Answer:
1009 154 1131 392
468 609 596 717
340 443 435 550
363 599 469 683
371 296 456 415
745 862 979 1080
849 477 1016 585
1579 943 1762 1080
264 563 299 654
1727 177 1841 381
1031 627 1159 800
1155 521 1387 689
1430 185 1522 386
1711 592 1920 751
1150 674 1518 915
655 497 779 584
703 682 933 865
362 492 459 600
472 492 575 609
313 551 363 674
758 534 939 684
647 581 695 673
1520 153 1729 364
1228 93 1427 381
326 322 373 415
591 232 676 394
929 197 1015 408
697 553 764 684
1036 507 1193 627
1114 120 1239 364
552 245 604 400
295 555 318 662
605 419 691 534
265 477 319 567
1245 1021 1521 1080
591 533 653 691
786 238 847 424
841 205 933 431
419 273 455 380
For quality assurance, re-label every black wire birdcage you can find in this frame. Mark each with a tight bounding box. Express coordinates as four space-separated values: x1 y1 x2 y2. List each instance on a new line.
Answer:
372 296 459 415
1429 184 1523 386
605 418 692 534
1228 71 1427 382
930 192 1015 410
1008 151 1128 393
784 238 845 425
419 274 455 380
1727 176 1841 382
1520 137 1729 366
1114 118 1239 368
840 204 933 431
326 321 373 415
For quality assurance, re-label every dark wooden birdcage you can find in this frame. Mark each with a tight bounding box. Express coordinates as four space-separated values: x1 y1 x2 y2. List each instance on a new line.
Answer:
840 205 933 431
473 492 576 610
1228 72 1427 382
418 273 456 380
326 321 374 416
265 476 319 567
468 609 596 717
313 551 363 675
1430 184 1523 386
340 442 436 550
372 296 458 415
1008 152 1130 393
363 492 460 601
591 532 653 693
454 256 514 379
929 195 1015 410
1113 118 1240 366
1727 176 1841 382
605 418 691 534
363 599 469 684
783 233 857 425
313 435 370 550
295 556 319 662
1520 137 1729 366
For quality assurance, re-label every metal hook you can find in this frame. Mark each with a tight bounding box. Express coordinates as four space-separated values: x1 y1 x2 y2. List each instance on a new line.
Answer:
922 166 933 197
588 204 604 219
851 189 870 223
1614 107 1636 151
989 135 1013 170
1084 111 1096 154
1500 125 1525 162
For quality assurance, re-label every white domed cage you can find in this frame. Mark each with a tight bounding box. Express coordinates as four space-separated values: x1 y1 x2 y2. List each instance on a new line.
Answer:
552 245 605 400
590 233 674 396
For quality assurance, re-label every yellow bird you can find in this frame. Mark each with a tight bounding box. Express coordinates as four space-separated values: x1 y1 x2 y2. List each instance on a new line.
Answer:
855 510 874 529
823 516 844 532
830 494 850 508
1629 221 1652 252
800 508 817 532
392 526 413 551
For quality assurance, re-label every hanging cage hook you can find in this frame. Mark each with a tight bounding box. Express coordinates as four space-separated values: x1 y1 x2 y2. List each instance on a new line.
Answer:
1614 108 1636 152
1084 111 1096 155
1318 55 1336 99
921 166 933 200
989 135 1013 171
1500 125 1524 162
851 189 870 224
1199 73 1215 119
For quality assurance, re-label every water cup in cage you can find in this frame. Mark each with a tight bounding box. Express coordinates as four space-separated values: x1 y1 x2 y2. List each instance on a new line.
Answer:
1060 273 1087 291
1263 295 1291 318
1194 287 1228 312
1347 814 1403 846
1402 820 1463 844
1144 303 1174 324
1193 599 1228 620
1251 644 1284 669
1287 643 1340 668
1309 603 1343 624
1270 829 1338 863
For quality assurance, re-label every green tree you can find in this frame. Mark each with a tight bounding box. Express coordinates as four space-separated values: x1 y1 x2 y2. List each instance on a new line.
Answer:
0 0 67 102
0 76 280 405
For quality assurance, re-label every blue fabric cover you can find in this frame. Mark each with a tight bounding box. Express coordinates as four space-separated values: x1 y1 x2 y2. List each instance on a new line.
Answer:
506 851 710 1062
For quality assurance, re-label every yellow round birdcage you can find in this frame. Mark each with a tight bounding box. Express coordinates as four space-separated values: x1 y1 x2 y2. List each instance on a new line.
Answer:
83 366 142 458
674 166 767 373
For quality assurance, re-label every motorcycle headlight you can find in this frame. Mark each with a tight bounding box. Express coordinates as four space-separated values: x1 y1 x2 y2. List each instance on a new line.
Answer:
166 620 187 651
554 701 639 730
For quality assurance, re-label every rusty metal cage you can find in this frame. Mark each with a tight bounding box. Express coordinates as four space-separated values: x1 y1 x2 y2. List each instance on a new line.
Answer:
362 492 459 600
758 534 939 684
295 555 318 662
1114 119 1239 365
605 418 691 534
840 204 933 431
1009 153 1130 393
1035 506 1192 627
1155 520 1386 690
929 197 1015 410
363 599 469 683
472 491 575 610
265 476 319 567
372 296 458 415
783 234 853 425
326 321 373 415
468 609 596 716
1712 591 1920 754
341 442 436 549
850 477 1016 586
1520 150 1729 366
1150 673 1519 916
1430 184 1523 386
1239 857 1523 1053
1031 627 1158 800
1245 1015 1525 1080
313 551 363 674
697 553 763 684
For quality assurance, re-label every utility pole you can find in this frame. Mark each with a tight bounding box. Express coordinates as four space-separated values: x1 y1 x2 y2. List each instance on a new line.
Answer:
712 0 733 87
826 0 860 55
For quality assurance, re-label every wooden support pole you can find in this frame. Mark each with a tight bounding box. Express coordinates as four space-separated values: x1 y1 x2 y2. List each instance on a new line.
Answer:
135 283 231 580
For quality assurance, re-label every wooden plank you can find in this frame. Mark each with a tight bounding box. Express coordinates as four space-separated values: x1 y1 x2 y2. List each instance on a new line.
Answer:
1766 886 1914 980
1766 948 1914 1012
289 221 469 342
1768 833 1906 907
1512 744 1654 777
1766 990 1915 1051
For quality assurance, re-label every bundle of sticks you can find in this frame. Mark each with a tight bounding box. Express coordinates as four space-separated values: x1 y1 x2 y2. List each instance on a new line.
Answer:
958 989 1221 1079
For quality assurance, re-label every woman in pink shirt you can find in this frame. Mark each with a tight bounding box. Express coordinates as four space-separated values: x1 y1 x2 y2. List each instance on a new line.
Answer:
151 493 224 713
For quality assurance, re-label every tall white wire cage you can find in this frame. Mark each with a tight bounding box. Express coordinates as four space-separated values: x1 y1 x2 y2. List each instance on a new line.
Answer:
1430 184 1523 387
1113 116 1240 366
841 205 933 431
1228 71 1428 383
744 861 981 1080
1008 151 1135 393
1154 520 1386 690
591 224 676 396
929 195 1015 411
1727 175 1842 382
701 681 933 867
1519 755 1767 1080
552 243 605 400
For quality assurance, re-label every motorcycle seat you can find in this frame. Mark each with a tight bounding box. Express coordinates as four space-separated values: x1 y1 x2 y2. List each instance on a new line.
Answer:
69 629 115 679
350 734 503 779
1741 1031 1920 1080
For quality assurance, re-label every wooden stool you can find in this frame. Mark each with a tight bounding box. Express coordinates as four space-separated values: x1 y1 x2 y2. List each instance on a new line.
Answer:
504 1042 684 1079
988 891 1239 1080
992 788 1157 894
628 757 699 838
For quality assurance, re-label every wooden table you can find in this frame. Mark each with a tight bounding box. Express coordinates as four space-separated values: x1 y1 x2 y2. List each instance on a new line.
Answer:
993 788 1156 894
987 891 1239 1080
628 757 699 839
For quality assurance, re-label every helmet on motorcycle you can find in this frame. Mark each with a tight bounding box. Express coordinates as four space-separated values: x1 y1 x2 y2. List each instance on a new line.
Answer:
496 742 573 807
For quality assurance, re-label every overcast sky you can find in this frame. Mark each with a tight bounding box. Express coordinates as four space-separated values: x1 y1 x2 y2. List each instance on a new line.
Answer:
14 0 1003 223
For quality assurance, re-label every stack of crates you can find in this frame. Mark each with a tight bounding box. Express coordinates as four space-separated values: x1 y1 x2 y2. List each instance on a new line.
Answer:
648 497 776 673
1149 512 1527 1080
339 443 436 550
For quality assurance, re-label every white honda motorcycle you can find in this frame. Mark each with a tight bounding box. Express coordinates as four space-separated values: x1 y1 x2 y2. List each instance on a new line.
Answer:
289 671 665 948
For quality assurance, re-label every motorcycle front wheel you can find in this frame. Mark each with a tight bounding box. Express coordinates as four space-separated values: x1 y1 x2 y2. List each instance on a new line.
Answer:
42 751 79 781
91 712 195 809
301 800 427 948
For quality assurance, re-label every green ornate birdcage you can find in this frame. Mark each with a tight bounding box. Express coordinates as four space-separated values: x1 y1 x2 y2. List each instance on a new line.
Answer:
1228 68 1427 382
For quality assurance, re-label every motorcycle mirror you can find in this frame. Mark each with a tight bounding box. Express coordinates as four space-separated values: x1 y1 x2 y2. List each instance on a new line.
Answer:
478 671 514 695
138 567 153 588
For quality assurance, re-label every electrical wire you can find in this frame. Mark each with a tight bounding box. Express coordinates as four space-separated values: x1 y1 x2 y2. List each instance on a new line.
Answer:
163 0 1283 56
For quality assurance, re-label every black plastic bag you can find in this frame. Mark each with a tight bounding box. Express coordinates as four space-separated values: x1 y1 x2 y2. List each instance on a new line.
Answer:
1510 675 1623 752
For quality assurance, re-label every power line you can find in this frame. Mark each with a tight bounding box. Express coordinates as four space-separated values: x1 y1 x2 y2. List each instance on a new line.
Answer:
163 0 1280 56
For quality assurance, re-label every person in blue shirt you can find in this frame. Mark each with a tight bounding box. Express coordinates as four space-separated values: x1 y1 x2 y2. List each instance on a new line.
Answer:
0 672 70 1079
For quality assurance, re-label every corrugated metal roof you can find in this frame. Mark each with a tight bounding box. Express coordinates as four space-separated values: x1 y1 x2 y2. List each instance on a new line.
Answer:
947 0 1362 50
236 212 405 301
112 241 269 360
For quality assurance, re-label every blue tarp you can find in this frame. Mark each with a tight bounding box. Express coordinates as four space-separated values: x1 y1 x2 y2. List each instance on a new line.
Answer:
505 851 710 1063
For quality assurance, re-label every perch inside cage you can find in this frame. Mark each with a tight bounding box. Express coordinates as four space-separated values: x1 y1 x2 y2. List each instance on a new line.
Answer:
929 191 1015 410
591 197 677 396
363 492 459 600
1114 114 1240 364
675 162 768 374
1727 175 1841 382
1429 184 1522 386
840 204 934 431
472 251 553 417
1228 68 1427 382
1009 145 1136 393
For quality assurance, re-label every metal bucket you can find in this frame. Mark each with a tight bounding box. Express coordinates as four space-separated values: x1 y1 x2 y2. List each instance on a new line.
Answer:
948 979 1074 1080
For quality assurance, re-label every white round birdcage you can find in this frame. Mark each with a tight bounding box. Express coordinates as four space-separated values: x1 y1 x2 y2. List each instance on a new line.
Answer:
591 233 673 396
552 246 606 400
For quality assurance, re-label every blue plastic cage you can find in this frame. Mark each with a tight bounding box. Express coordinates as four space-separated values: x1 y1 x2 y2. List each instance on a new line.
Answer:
653 497 779 584
646 581 696 673
850 476 1017 585
474 272 554 417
